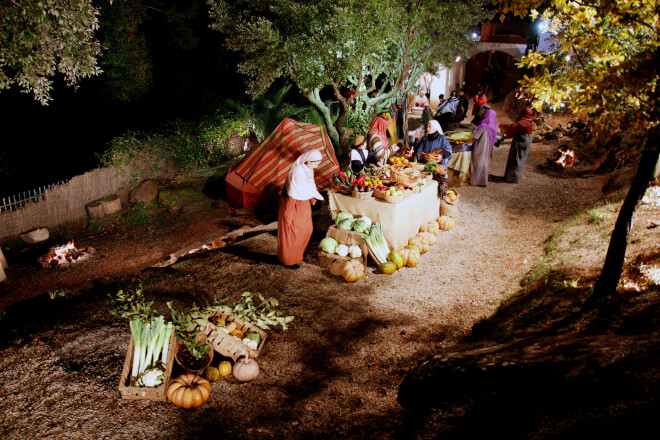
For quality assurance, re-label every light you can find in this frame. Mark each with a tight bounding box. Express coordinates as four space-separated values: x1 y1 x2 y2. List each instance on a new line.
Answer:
471 32 478 40
537 20 549 32
565 54 571 62
455 56 462 62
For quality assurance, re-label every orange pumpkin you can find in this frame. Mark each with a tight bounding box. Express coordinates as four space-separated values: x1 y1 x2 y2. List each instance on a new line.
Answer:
438 215 455 231
399 248 420 268
409 235 429 253
419 222 439 236
420 231 436 246
342 258 365 282
167 374 211 409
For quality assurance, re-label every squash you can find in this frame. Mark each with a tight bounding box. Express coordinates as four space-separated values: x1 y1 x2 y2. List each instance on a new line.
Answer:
342 259 364 282
218 361 232 377
438 215 455 231
230 329 244 339
167 374 212 409
420 231 436 246
399 248 420 267
404 245 421 256
409 235 429 253
329 260 345 276
419 222 439 236
379 262 398 274
233 357 259 382
387 251 404 269
203 366 220 382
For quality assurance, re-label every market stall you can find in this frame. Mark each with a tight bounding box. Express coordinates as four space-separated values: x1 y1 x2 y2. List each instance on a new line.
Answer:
327 180 440 251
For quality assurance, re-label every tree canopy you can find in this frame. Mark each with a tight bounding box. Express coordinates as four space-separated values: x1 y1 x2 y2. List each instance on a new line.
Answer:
0 0 102 104
495 0 660 300
209 0 487 151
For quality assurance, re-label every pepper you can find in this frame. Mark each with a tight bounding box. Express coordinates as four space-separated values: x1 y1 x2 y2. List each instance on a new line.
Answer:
356 174 366 186
338 171 347 179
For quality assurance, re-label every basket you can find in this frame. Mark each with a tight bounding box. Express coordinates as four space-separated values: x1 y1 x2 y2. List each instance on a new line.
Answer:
351 190 373 199
383 194 403 203
201 310 268 361
332 179 352 194
390 167 420 187
118 331 176 401
422 151 443 162
374 188 386 199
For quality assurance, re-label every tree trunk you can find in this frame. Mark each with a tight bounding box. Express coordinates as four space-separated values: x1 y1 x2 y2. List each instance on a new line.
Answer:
305 88 341 154
587 135 660 308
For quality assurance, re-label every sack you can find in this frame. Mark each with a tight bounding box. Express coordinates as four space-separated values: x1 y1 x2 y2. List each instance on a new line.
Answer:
440 199 460 221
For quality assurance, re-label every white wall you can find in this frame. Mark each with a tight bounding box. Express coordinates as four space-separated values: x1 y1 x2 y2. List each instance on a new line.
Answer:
415 59 467 110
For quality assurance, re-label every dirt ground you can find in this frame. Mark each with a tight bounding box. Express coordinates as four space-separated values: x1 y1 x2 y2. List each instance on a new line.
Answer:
1 105 658 440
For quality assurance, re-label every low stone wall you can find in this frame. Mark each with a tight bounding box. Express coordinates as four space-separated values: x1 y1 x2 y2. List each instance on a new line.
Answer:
0 166 142 241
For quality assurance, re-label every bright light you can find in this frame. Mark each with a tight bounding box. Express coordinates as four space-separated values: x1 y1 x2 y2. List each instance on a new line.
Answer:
455 56 462 62
565 55 571 62
537 20 549 32
471 32 478 40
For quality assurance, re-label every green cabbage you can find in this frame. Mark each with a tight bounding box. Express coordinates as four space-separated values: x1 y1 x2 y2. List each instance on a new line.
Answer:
352 221 368 233
337 219 354 230
319 237 339 254
335 211 354 226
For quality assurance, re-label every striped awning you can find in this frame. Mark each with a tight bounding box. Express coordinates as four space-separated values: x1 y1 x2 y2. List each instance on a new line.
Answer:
232 118 339 192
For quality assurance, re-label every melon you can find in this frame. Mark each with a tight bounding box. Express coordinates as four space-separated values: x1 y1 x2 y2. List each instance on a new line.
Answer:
387 251 404 269
379 262 398 275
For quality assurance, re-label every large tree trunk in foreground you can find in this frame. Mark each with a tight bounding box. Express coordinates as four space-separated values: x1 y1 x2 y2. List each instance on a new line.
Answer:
398 333 659 411
588 136 660 308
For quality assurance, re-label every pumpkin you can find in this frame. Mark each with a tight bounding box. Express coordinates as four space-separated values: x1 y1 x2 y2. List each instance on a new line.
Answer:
419 222 439 236
342 259 364 282
410 235 429 253
387 251 404 269
379 262 398 274
167 374 212 409
233 357 259 382
420 231 436 246
399 248 420 267
404 245 421 256
329 260 345 276
230 329 244 339
218 361 232 377
438 215 455 231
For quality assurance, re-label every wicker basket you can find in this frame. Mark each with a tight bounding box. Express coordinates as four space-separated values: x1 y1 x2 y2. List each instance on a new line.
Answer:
351 190 373 199
201 311 268 361
374 188 386 199
383 193 404 203
118 331 176 401
390 167 420 187
332 179 352 194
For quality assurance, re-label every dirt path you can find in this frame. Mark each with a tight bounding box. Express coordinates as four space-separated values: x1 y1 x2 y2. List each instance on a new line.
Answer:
0 133 610 439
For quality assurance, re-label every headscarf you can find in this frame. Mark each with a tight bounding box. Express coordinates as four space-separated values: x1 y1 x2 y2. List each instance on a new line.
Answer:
285 149 324 201
368 114 390 147
428 119 443 136
476 109 498 149
517 108 534 134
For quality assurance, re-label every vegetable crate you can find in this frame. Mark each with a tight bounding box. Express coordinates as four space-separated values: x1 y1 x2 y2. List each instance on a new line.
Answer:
201 311 268 361
118 331 176 402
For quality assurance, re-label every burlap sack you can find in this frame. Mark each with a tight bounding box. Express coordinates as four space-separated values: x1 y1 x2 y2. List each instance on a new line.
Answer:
440 199 460 221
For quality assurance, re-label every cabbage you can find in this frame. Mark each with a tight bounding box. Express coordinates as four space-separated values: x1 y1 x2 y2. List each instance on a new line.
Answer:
358 216 372 228
348 245 362 258
336 244 349 257
337 219 354 230
352 218 371 233
319 237 339 254
335 211 354 226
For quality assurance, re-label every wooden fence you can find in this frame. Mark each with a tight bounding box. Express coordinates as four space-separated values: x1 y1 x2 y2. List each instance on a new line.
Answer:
1 181 69 214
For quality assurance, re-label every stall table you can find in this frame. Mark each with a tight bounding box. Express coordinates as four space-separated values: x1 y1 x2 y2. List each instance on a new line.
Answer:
328 180 440 252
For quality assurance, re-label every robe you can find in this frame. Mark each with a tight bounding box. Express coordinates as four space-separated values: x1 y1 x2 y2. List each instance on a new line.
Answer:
502 108 534 183
277 190 313 266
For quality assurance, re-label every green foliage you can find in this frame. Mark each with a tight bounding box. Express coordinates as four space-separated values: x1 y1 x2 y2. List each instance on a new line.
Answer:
107 282 155 321
98 0 152 102
0 0 102 104
167 302 211 360
48 288 71 300
543 225 566 254
85 219 101 233
208 292 294 331
100 110 251 183
586 208 607 225
122 202 154 226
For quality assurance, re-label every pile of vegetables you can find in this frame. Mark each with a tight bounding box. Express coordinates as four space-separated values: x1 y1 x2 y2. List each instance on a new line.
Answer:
334 211 372 233
320 237 363 258
362 222 390 264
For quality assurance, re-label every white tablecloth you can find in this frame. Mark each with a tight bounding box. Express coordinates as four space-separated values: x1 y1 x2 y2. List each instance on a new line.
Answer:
328 181 440 251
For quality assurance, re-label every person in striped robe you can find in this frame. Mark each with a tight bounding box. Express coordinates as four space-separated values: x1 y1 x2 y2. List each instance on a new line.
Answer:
367 114 398 164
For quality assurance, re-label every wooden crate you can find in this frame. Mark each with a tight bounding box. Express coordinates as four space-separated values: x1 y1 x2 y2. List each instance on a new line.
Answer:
201 311 268 361
118 331 176 401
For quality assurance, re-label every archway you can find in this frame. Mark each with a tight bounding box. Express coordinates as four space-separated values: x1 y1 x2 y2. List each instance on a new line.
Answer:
464 49 524 103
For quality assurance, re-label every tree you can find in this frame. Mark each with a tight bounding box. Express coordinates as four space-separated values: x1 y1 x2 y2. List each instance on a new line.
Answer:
0 0 102 104
495 0 660 303
209 0 486 153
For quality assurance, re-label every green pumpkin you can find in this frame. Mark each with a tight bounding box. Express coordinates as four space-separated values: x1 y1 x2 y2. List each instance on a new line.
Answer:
387 251 404 269
379 262 398 275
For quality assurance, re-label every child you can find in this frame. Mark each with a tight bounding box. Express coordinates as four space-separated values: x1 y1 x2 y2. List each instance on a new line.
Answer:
351 135 382 173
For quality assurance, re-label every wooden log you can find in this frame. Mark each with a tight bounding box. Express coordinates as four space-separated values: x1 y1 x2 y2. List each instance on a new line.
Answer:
398 333 660 411
101 194 122 215
0 247 7 269
86 201 105 219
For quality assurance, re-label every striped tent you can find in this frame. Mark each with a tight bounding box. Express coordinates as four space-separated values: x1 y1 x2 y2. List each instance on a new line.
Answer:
225 118 340 210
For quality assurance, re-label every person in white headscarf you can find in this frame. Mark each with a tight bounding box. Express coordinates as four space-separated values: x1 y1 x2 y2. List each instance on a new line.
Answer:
277 149 324 267
413 120 453 168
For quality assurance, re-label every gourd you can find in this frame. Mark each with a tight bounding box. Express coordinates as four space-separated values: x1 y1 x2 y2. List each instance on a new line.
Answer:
203 366 220 382
217 361 232 377
387 251 404 269
379 262 398 274
233 357 260 382
409 235 429 253
399 248 420 268
329 260 345 276
438 215 455 231
342 258 365 282
420 231 436 246
167 374 212 409
404 245 421 256
419 222 439 237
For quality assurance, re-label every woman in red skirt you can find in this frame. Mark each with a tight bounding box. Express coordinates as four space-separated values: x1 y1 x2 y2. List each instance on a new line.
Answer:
277 149 323 267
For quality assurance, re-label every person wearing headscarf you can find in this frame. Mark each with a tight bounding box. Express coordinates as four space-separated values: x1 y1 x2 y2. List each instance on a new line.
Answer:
501 107 534 183
368 113 398 165
414 119 452 168
434 90 460 132
471 88 488 123
350 135 382 174
277 149 324 267
469 106 498 186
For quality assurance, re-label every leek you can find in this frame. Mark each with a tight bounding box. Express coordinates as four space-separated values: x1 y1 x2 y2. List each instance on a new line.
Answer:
161 322 173 365
362 223 390 264
129 318 144 379
143 316 165 373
